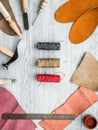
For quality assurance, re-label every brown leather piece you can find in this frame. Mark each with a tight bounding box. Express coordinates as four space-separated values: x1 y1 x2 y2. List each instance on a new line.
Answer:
70 8 98 44
0 0 21 36
70 52 98 91
55 0 98 23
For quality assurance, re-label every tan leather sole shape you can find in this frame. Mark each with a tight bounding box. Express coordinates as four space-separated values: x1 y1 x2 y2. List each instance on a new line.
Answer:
55 0 98 23
70 8 98 44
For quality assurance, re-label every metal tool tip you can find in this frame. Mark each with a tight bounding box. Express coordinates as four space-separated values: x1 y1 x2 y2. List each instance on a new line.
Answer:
11 79 18 83
2 64 8 70
32 14 39 26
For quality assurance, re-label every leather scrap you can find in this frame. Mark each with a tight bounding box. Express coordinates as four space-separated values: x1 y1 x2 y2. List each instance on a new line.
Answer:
0 87 37 130
70 7 98 44
70 52 98 91
39 87 98 130
0 0 21 36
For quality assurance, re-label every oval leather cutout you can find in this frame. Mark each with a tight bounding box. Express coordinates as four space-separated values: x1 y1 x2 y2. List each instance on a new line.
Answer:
70 8 98 44
55 0 98 23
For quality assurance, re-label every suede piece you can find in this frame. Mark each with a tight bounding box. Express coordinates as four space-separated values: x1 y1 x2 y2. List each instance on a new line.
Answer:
0 0 21 36
70 52 98 91
55 0 98 23
39 87 98 130
70 8 98 44
0 87 37 130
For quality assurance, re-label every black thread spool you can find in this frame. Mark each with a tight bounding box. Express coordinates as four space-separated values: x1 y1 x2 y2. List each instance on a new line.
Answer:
37 42 60 50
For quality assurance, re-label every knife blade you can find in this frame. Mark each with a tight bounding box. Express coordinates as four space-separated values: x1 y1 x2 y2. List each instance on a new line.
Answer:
21 0 29 30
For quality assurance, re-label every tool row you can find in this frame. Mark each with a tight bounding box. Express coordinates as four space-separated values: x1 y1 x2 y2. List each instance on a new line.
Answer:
0 0 48 36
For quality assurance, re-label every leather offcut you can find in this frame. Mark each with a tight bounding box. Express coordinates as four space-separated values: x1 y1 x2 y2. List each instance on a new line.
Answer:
70 52 98 91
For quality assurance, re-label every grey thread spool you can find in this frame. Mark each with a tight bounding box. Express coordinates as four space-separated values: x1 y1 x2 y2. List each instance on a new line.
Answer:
37 42 60 50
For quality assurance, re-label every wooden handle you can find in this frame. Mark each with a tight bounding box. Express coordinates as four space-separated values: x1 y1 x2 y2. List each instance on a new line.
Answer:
40 0 48 9
0 45 14 57
0 79 11 84
6 16 21 36
21 0 27 12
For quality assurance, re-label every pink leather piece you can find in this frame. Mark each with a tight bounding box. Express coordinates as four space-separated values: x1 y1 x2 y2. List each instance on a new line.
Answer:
0 87 37 130
40 87 98 130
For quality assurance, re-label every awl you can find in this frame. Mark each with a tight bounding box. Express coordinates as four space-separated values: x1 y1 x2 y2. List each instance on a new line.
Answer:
32 0 48 25
21 0 29 30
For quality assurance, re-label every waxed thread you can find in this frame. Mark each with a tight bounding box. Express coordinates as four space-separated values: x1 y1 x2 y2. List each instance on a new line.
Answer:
37 42 61 86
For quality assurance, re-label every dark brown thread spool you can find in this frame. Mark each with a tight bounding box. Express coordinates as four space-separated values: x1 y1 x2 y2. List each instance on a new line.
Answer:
83 115 97 129
37 42 60 50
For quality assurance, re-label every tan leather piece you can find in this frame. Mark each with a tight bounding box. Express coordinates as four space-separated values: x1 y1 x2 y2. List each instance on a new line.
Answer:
70 8 98 44
70 52 98 91
40 87 98 130
55 0 98 23
0 0 21 36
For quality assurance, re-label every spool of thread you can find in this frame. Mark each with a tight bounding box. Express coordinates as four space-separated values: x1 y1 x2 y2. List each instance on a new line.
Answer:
37 74 61 83
83 115 97 129
37 42 60 50
38 58 60 68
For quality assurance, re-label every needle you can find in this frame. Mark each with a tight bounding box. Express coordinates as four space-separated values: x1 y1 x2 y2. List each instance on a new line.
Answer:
32 13 39 25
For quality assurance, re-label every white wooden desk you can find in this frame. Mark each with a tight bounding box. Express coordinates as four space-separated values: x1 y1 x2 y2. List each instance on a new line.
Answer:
0 0 98 129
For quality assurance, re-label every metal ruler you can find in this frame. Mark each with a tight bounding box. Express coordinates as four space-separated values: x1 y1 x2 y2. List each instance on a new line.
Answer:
2 114 75 120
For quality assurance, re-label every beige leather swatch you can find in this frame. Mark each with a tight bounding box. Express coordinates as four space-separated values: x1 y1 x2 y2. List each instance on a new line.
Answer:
70 52 98 91
0 0 21 36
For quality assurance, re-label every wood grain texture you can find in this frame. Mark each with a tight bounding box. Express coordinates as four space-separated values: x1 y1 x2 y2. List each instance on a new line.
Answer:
0 0 98 130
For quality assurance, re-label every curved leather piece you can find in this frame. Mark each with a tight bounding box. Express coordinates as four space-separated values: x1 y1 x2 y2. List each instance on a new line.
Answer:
0 87 37 130
0 0 21 36
40 87 98 130
70 52 98 91
55 0 98 23
70 8 98 44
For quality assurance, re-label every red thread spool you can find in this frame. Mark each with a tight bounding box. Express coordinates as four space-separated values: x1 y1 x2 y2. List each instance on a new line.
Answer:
83 115 97 129
37 74 61 83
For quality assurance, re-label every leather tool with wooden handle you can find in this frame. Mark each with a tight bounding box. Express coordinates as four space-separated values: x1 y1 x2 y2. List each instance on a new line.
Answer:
32 0 48 25
0 79 17 84
21 0 29 30
2 41 19 70
0 1 21 36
